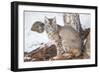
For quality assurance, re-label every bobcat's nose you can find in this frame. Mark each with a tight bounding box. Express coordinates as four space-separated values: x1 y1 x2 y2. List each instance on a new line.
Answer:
49 21 52 25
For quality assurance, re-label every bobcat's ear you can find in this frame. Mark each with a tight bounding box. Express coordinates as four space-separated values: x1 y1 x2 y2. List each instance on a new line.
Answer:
53 17 56 23
44 16 48 24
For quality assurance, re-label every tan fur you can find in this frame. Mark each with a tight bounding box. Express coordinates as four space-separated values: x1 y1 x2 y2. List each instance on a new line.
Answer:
44 17 81 58
63 48 81 58
50 55 66 60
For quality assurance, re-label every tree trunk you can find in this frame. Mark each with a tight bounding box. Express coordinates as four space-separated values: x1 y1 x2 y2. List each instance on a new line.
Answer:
63 13 84 53
63 13 82 33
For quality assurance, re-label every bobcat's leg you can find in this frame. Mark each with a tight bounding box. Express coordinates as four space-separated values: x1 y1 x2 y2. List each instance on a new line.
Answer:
63 48 81 59
56 41 64 55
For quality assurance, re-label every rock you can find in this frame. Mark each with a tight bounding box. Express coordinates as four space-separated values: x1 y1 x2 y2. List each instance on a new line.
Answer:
44 44 57 60
31 21 45 33
24 53 32 62
24 44 57 61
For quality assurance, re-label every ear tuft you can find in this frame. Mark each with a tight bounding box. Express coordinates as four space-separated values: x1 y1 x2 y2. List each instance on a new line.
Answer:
53 17 56 23
44 16 48 24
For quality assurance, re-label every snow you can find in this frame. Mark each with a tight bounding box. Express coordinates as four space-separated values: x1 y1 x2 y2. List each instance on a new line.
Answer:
25 31 49 52
24 11 91 52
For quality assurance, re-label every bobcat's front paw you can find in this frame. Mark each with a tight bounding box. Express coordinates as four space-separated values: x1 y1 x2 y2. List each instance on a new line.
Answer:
50 55 65 60
63 53 72 59
63 48 81 59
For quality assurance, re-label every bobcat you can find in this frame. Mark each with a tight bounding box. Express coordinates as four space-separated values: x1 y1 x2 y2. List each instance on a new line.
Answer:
44 16 81 58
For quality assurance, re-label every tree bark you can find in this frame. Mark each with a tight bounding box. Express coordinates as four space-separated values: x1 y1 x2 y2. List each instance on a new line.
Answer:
63 13 82 33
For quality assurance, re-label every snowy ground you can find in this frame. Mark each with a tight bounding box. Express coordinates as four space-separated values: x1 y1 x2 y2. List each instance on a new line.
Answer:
24 11 90 52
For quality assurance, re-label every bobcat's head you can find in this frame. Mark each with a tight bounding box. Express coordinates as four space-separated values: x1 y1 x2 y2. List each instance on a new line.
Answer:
44 16 58 33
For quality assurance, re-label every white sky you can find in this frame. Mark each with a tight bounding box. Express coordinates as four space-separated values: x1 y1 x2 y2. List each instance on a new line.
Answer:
24 11 91 52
